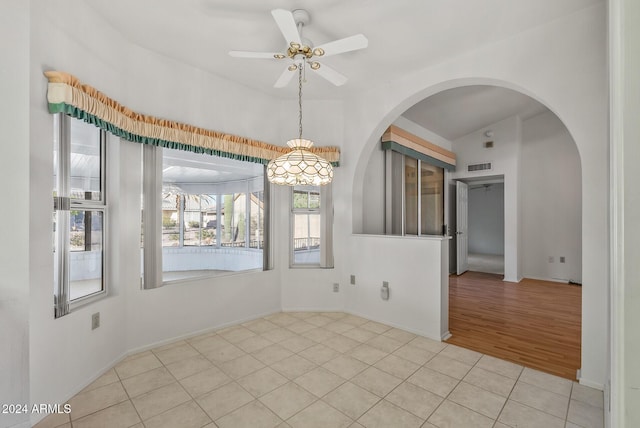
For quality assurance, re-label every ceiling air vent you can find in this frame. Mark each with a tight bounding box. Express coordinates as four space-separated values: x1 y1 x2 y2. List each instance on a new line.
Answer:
468 162 492 172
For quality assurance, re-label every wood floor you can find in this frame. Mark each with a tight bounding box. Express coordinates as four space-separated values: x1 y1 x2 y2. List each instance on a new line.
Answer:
446 271 581 380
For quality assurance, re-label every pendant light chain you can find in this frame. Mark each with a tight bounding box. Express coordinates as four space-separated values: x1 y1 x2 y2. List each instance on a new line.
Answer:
298 64 303 140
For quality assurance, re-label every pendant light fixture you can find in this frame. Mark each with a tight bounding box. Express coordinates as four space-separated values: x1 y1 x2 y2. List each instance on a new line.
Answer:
267 65 333 186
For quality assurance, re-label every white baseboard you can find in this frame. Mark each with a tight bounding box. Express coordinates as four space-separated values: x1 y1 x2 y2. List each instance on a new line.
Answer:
579 377 605 391
441 331 452 341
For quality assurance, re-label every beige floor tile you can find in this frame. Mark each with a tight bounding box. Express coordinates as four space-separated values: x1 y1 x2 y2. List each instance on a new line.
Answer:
325 335 361 353
242 319 279 334
325 321 357 334
294 367 345 397
498 400 565 428
219 326 257 344
519 367 573 397
180 365 232 397
219 354 265 379
238 367 289 397
385 381 443 419
428 400 494 428
510 381 569 419
424 354 472 380
323 312 347 320
288 400 353 428
349 344 389 365
271 354 318 380
341 327 378 343
299 343 340 365
392 344 435 365
476 354 523 379
80 369 120 393
493 423 512 428
115 353 163 379
571 382 604 408
323 382 380 420
252 344 294 366
288 311 317 319
131 382 191 420
279 335 315 353
352 366 403 397
565 422 583 428
358 400 424 428
407 336 447 353
166 355 213 380
374 355 420 381
366 335 404 353
189 335 231 355
266 313 298 327
203 343 246 365
323 355 369 380
235 335 274 353
33 411 70 428
120 350 154 363
216 400 282 428
143 400 211 428
259 382 317 420
302 327 337 343
261 327 298 343
197 381 254 420
407 367 459 398
68 381 129 420
463 366 517 398
71 400 140 428
305 315 334 327
341 315 369 327
122 366 176 398
360 321 392 334
567 399 604 428
448 381 506 419
154 342 200 365
382 328 416 344
286 320 317 334
438 344 483 365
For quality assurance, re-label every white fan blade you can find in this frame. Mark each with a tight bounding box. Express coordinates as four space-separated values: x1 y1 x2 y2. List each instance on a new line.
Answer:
311 63 348 86
271 9 302 45
314 34 368 57
229 51 282 59
274 67 296 88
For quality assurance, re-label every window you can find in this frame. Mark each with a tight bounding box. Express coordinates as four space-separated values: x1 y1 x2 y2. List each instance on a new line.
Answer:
291 185 333 267
143 147 270 286
385 150 444 236
53 114 107 317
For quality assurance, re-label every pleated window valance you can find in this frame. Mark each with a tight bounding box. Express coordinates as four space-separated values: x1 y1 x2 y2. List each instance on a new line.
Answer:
44 71 340 166
381 125 456 171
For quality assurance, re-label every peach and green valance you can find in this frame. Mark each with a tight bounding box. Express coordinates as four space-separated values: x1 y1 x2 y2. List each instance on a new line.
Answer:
44 71 340 166
381 125 456 171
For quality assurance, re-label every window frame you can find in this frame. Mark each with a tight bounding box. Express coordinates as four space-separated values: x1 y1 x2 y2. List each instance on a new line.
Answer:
53 114 108 318
289 184 334 268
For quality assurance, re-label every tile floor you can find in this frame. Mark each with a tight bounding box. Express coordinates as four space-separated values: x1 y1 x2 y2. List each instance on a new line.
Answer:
35 312 604 428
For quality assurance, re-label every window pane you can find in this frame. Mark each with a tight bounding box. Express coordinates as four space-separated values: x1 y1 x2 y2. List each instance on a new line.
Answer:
389 151 404 235
221 193 247 247
421 163 444 235
293 213 321 264
293 190 309 209
69 210 104 300
250 191 264 249
70 119 102 201
404 156 418 235
162 192 180 247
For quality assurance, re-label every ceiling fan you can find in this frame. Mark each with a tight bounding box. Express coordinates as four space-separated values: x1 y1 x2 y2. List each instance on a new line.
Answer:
229 9 368 88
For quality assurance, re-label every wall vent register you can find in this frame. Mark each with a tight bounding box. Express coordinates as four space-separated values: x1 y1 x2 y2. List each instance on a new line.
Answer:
467 162 492 172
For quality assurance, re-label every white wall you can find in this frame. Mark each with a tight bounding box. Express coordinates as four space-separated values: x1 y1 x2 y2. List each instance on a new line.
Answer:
468 183 505 255
347 4 608 387
346 235 449 340
450 115 522 282
521 112 582 283
0 1 30 427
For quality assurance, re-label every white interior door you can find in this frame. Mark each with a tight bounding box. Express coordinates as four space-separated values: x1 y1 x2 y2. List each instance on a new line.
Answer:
456 180 469 275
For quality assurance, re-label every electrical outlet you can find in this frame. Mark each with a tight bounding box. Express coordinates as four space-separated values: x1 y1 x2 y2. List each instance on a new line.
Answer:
548 256 554 263
91 312 100 330
560 256 566 263
333 283 339 292
350 275 356 285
